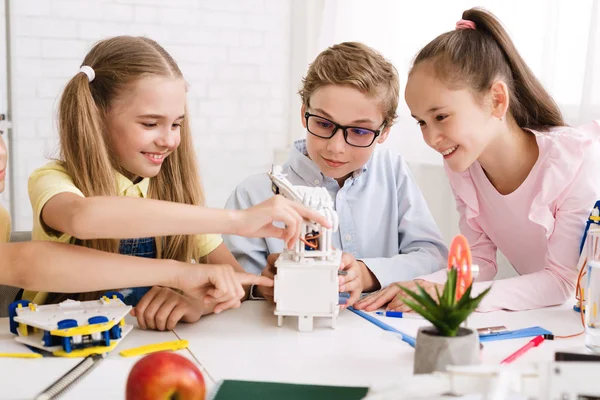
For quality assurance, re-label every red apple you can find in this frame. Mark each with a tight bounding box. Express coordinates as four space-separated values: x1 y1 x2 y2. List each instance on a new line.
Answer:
126 352 206 400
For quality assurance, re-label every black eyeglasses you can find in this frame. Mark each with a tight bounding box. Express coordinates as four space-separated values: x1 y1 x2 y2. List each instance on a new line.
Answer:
304 112 384 148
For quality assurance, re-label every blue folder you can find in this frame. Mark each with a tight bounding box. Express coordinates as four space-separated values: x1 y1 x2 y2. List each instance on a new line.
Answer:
478 326 552 342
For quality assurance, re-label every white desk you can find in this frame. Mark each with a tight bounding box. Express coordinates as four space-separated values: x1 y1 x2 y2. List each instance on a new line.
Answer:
173 301 587 390
0 301 589 399
174 301 415 388
0 317 213 400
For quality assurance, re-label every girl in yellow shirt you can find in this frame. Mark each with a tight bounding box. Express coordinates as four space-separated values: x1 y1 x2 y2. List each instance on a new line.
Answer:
0 112 273 319
28 36 324 331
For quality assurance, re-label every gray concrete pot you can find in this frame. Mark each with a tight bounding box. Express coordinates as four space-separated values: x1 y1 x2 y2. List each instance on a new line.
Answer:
413 326 480 374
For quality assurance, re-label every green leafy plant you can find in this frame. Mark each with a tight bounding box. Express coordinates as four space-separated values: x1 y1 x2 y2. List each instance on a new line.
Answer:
397 269 490 337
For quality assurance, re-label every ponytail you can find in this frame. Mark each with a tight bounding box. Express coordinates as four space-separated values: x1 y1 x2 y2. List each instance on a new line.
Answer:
412 7 565 130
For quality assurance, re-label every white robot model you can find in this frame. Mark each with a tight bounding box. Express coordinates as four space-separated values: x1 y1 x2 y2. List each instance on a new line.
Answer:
268 165 346 332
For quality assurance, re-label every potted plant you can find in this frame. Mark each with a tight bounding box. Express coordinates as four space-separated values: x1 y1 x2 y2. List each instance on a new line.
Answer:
399 267 490 374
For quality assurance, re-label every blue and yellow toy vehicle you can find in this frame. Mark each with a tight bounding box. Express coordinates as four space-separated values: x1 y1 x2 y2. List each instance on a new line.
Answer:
8 292 132 357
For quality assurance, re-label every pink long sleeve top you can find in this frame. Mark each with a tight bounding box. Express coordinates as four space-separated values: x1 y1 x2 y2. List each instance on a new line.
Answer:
425 123 600 312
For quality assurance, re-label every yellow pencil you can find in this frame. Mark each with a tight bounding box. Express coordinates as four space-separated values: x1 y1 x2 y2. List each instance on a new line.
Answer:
0 352 43 358
119 340 188 357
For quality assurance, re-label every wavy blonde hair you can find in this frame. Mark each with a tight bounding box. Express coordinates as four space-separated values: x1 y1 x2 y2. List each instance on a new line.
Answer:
48 36 205 303
299 42 400 126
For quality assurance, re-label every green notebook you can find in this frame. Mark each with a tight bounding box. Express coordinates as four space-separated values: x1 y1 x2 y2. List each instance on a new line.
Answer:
209 380 369 400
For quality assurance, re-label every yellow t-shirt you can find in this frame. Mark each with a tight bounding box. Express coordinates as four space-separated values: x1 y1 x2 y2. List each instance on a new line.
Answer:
0 205 10 243
26 161 223 303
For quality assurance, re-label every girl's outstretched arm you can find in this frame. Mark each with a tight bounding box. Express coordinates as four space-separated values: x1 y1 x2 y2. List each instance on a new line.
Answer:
42 193 329 249
0 241 272 300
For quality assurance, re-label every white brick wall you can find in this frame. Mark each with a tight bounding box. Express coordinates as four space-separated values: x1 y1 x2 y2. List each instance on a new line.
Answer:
7 0 293 230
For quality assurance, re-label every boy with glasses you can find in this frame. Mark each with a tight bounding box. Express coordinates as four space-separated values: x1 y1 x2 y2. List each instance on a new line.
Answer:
224 42 447 307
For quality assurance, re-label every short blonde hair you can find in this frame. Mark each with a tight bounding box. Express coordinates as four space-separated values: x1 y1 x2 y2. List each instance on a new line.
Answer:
299 42 399 126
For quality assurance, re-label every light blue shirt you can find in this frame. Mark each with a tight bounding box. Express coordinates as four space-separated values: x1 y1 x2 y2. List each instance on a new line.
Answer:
224 139 448 289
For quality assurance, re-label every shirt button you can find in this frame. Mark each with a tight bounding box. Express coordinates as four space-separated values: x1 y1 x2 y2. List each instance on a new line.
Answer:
314 179 320 184
344 234 352 242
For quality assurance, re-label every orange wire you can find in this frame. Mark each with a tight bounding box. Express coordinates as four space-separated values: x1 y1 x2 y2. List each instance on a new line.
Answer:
555 331 585 339
554 224 600 339
299 237 318 249
575 256 587 305
554 270 586 339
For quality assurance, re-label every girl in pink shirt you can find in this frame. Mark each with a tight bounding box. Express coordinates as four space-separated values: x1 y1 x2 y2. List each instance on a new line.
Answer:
355 8 600 312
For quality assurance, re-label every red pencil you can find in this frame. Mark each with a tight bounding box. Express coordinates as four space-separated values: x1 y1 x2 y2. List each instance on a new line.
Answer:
500 335 545 365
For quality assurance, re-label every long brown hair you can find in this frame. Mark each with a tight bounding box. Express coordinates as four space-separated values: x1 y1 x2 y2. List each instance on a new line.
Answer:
47 36 205 303
410 8 565 130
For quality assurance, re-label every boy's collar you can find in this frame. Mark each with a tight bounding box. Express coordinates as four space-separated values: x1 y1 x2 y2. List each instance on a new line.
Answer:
289 139 369 184
289 140 323 185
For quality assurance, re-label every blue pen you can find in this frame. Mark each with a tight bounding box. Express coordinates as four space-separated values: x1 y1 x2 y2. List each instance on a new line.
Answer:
375 311 424 320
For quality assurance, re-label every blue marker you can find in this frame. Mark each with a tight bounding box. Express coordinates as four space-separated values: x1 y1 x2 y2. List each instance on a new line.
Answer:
375 311 424 320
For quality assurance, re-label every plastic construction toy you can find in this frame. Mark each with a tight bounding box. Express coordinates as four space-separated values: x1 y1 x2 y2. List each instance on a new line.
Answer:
8 292 132 357
268 165 345 332
574 201 600 314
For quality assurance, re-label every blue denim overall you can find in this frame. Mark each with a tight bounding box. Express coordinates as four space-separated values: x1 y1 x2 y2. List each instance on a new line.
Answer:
117 237 157 306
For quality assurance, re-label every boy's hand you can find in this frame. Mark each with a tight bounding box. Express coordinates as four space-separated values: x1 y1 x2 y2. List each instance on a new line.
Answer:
233 196 331 249
338 252 365 308
131 286 203 331
354 280 443 312
255 253 279 302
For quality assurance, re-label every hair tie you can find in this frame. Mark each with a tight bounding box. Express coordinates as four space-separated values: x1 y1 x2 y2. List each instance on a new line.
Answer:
456 19 476 30
79 65 95 82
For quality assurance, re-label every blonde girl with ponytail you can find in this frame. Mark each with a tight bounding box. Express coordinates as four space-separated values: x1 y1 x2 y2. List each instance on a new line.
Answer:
26 36 327 331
